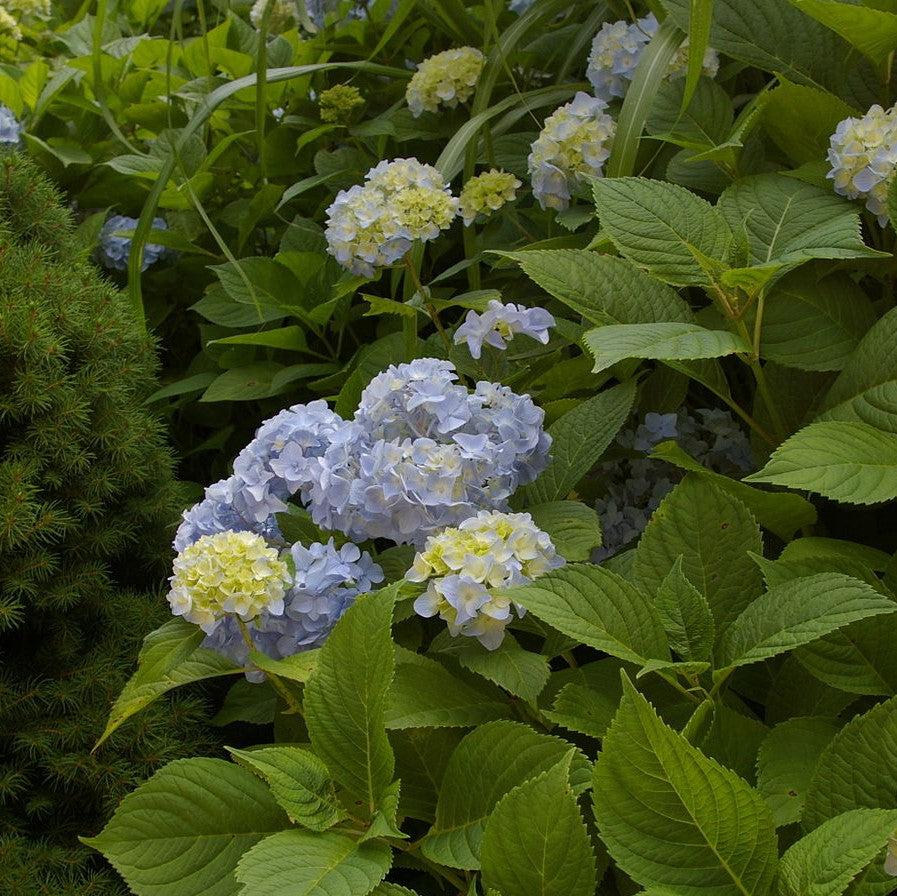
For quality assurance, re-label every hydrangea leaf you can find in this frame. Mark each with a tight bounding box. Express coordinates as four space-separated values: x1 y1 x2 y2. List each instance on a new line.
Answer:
779 808 897 896
791 0 897 65
717 175 884 278
420 720 591 870
304 589 396 820
500 563 669 666
480 754 596 896
650 440 817 540
527 500 602 561
815 307 897 434
584 322 749 374
591 177 733 286
695 702 769 784
804 695 897 830
390 728 463 824
633 477 764 645
227 746 346 832
234 830 391 896
97 618 242 748
757 271 877 372
655 556 715 663
646 76 734 153
82 758 288 896
593 675 778 895
521 379 636 504
756 717 840 826
717 573 897 670
544 681 619 739
386 650 510 729
745 422 897 505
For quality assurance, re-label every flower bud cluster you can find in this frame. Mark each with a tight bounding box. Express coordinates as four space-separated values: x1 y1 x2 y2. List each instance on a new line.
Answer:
407 511 563 649
406 47 485 118
459 169 521 226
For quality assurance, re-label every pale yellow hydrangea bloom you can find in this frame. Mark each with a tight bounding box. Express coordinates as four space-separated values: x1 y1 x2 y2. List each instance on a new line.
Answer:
0 7 22 40
459 169 522 226
167 530 291 634
250 0 297 30
406 46 484 117
4 0 51 16
319 84 364 124
407 511 563 649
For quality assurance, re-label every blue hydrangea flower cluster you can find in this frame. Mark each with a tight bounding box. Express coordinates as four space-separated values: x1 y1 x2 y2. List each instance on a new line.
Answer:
594 409 753 560
0 105 21 145
98 214 170 272
586 14 720 103
201 539 383 680
170 360 551 670
454 300 555 359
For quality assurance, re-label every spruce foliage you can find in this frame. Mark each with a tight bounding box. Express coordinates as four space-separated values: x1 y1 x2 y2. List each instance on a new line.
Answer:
0 154 217 894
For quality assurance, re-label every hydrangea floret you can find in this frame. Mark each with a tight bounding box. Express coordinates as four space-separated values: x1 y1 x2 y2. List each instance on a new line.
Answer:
407 511 563 649
586 14 719 103
827 104 897 225
454 300 555 359
459 169 522 226
594 408 752 560
406 47 485 118
98 214 170 272
168 531 291 634
325 158 458 276
0 8 21 40
527 91 615 211
319 84 365 123
0 104 21 145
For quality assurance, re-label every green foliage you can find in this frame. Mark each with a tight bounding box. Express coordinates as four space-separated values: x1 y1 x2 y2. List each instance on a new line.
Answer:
0 155 215 893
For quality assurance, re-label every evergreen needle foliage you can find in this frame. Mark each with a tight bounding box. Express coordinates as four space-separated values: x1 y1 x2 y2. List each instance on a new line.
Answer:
0 154 217 896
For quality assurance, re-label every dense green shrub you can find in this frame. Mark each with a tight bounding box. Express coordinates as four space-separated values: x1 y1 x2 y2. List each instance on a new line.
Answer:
0 154 216 895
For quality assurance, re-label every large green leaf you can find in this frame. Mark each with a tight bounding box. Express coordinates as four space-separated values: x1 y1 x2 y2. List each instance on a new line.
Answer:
804 695 897 830
779 808 897 896
745 422 897 505
593 676 779 895
521 380 636 504
717 175 883 288
420 721 591 870
756 717 840 827
816 307 897 434
480 756 596 896
83 758 287 896
791 0 897 65
385 650 509 729
501 563 669 666
633 477 764 643
584 322 748 373
235 830 391 896
646 75 734 153
390 728 462 824
227 746 345 832
656 557 715 663
758 271 876 372
502 250 694 325
592 177 733 287
718 573 897 670
98 618 241 747
304 589 395 820
649 440 817 540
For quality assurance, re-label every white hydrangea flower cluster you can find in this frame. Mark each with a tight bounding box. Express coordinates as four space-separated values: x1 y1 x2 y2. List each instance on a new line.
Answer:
406 47 485 117
458 169 521 226
5 0 51 15
527 91 616 211
0 7 21 39
325 158 459 276
586 14 720 103
168 531 292 634
407 511 563 649
594 409 753 560
454 300 555 359
250 0 298 30
827 104 897 225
